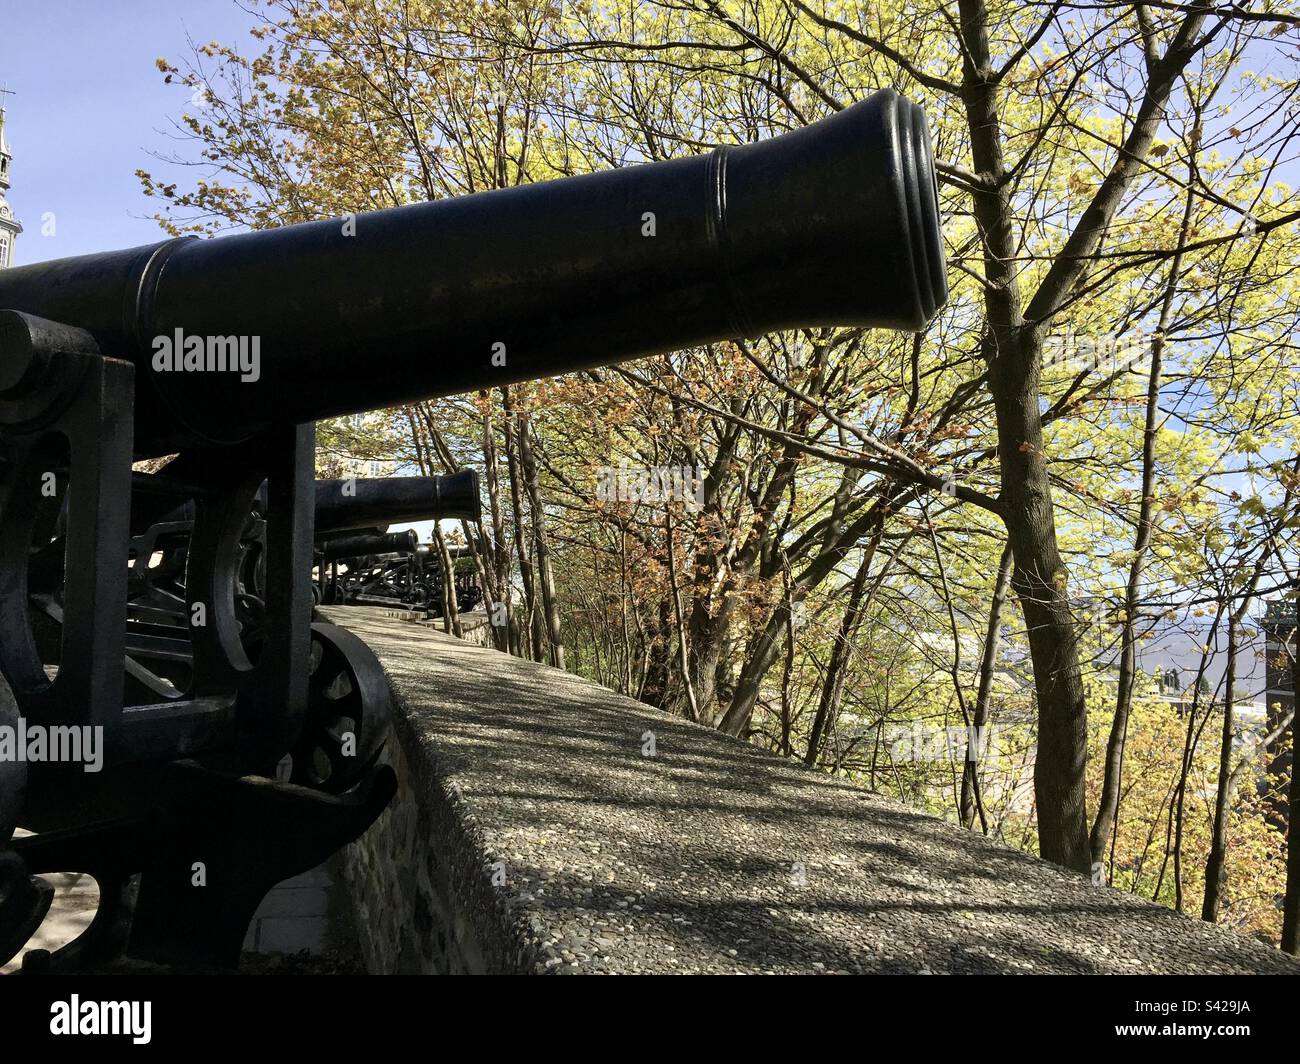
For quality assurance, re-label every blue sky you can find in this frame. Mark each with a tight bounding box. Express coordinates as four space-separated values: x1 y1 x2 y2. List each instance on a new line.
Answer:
0 0 257 265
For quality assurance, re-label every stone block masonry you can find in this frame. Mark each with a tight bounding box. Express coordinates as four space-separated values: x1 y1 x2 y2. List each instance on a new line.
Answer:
325 606 1300 975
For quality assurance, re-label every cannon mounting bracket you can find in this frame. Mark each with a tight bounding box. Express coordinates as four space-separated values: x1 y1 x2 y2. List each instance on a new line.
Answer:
13 758 396 970
0 323 134 743
0 312 320 785
0 312 389 971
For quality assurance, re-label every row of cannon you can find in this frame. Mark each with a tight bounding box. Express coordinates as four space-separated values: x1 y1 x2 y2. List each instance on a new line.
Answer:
0 89 945 967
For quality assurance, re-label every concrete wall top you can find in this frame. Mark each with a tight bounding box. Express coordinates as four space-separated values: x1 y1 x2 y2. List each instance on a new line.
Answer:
325 606 1299 975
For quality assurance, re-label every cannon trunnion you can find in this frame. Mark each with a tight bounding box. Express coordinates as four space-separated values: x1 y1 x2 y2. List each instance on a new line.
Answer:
0 89 945 969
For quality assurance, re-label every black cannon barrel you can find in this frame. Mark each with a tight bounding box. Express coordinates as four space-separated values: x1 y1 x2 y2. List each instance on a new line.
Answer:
121 470 480 538
0 89 945 452
318 528 419 562
314 471 480 533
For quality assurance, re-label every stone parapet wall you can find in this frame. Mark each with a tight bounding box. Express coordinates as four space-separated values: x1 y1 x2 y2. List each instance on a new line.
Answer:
325 606 1300 976
339 723 489 973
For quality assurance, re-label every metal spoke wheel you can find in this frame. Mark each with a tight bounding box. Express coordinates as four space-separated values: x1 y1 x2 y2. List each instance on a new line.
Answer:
289 622 391 794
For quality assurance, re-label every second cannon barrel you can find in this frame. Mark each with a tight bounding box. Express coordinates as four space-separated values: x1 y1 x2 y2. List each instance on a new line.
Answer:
314 471 481 534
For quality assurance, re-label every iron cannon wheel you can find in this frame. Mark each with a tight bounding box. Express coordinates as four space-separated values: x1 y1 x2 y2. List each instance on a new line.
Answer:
290 621 391 794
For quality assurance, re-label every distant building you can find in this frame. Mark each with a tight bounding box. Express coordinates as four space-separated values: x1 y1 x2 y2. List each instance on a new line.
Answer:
0 103 22 269
1262 599 1296 719
325 412 397 480
1261 599 1296 810
1117 613 1270 726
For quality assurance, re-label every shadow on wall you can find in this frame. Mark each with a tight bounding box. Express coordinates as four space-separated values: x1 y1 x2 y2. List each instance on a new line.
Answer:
331 610 1298 975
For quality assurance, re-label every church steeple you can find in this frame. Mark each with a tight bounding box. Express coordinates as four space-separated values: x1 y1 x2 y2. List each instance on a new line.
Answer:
0 96 24 270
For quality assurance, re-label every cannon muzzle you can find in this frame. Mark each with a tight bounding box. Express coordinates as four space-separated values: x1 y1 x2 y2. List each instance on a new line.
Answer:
0 90 945 453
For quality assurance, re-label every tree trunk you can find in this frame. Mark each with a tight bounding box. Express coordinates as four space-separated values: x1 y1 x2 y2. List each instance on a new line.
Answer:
958 0 1092 874
1283 591 1300 954
1002 495 1092 873
666 507 699 721
479 390 513 652
411 401 495 648
432 524 463 638
778 566 797 757
1202 613 1238 921
1166 605 1223 912
1091 349 1161 864
956 0 1209 877
517 409 565 670
687 343 830 723
639 598 673 708
501 387 545 661
719 500 892 737
805 550 871 766
962 543 1013 830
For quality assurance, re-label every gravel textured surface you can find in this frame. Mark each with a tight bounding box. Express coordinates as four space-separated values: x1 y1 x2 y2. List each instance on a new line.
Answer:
328 607 1300 975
